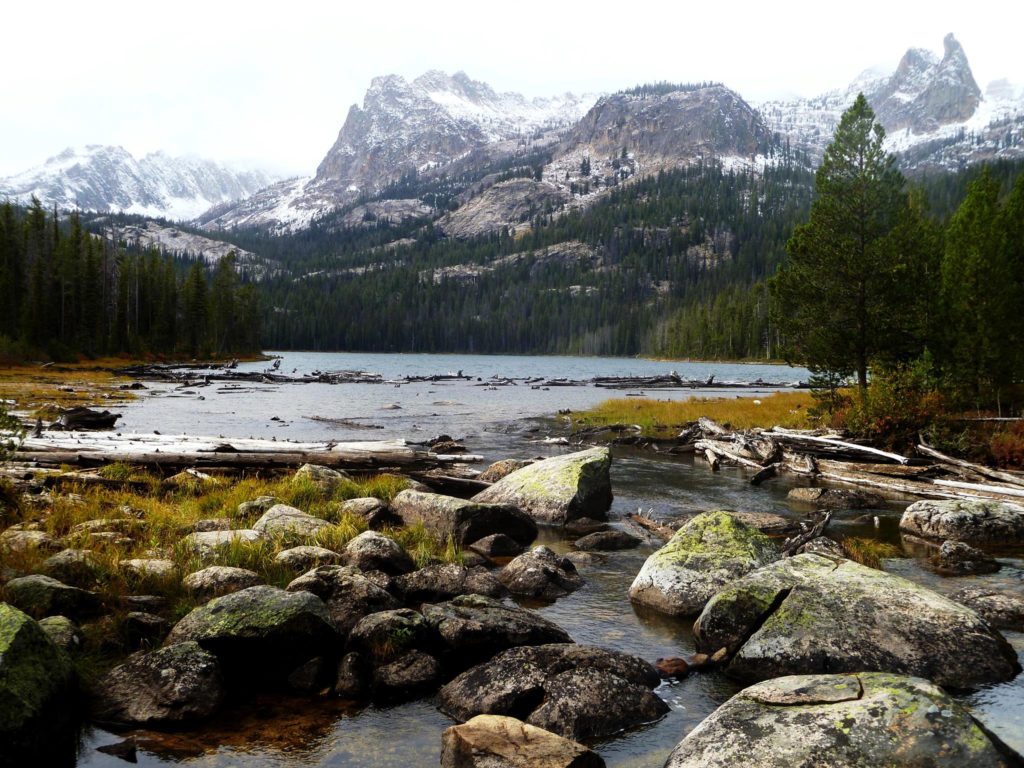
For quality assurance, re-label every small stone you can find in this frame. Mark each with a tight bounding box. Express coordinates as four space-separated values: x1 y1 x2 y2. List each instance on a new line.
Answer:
499 546 583 600
339 497 393 528
345 530 415 575
190 518 234 533
655 657 690 679
237 496 278 520
930 540 1000 576
477 459 533 484
334 651 369 698
287 657 327 693
253 504 333 541
710 647 729 665
41 548 100 587
38 615 83 652
96 740 138 763
123 612 167 649
294 464 350 492
122 558 177 582
469 533 524 558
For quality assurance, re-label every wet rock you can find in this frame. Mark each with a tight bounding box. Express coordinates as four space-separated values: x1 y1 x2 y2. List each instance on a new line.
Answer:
165 585 337 685
334 651 370 698
253 504 333 542
41 548 101 587
628 511 778 616
38 615 83 652
182 566 262 604
574 530 641 551
693 553 1020 687
439 644 665 741
931 540 1000 576
787 487 885 509
422 594 572 668
347 608 435 664
95 739 138 763
563 552 606 568
344 531 416 575
275 545 344 572
664 673 1009 768
468 533 524 558
5 574 101 619
460 550 493 569
499 547 583 600
294 463 350 492
92 641 224 726
180 529 263 563
391 490 538 547
394 564 505 603
655 657 690 679
236 496 278 520
951 586 1024 631
900 499 1024 546
286 565 401 637
339 497 393 528
287 657 328 693
472 448 613 525
0 604 76 757
441 714 605 768
477 459 534 484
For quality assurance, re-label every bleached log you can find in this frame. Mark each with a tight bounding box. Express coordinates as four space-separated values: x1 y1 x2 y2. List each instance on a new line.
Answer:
917 442 1024 488
703 448 721 471
697 417 729 436
765 431 908 464
931 479 1024 500
814 458 934 478
695 440 763 469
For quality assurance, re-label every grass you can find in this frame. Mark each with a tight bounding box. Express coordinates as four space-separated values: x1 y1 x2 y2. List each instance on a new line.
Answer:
840 536 904 569
0 365 135 420
570 390 815 438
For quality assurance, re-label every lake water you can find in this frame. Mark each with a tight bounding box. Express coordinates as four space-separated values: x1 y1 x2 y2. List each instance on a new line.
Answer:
70 352 1022 767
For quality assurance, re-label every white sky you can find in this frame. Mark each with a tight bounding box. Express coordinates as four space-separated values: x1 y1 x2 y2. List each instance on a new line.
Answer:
2 0 1021 178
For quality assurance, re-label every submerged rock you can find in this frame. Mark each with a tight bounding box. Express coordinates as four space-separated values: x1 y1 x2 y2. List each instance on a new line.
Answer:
664 673 1010 768
931 540 1000 575
439 643 666 741
573 530 641 551
471 448 613 525
693 553 1020 687
441 714 605 768
628 511 778 616
500 547 584 600
92 641 224 726
900 499 1024 546
391 490 537 547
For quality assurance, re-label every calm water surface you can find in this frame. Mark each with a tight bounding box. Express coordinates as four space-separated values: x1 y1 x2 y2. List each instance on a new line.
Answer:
74 352 1022 766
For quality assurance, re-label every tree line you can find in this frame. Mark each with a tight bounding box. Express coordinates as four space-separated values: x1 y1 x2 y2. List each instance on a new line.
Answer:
0 199 261 361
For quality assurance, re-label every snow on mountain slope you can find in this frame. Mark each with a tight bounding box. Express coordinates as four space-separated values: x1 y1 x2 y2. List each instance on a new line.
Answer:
0 145 275 220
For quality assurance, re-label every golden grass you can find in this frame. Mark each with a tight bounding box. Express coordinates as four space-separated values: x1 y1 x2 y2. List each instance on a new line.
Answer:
0 365 134 418
840 536 903 569
571 390 815 438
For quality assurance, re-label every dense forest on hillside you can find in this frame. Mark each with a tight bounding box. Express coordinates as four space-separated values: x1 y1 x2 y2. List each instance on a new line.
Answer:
0 200 260 361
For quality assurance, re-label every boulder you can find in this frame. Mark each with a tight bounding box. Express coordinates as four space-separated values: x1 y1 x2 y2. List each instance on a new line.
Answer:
373 649 442 702
165 585 337 685
787 487 885 510
394 564 505 603
41 548 100 587
294 463 350 492
190 518 235 533
423 594 572 668
347 609 442 701
182 566 262 604
573 530 641 551
344 531 415 575
0 528 57 553
469 533 524 558
931 540 1000 575
628 511 778 616
339 497 393 528
4 574 100 620
900 499 1024 546
664 673 1010 768
334 651 369 698
500 547 584 600
0 604 76 758
38 615 82 652
275 545 344 572
439 644 665 741
286 565 401 637
797 536 846 558
477 459 534 484
441 714 605 768
91 641 224 726
391 490 537 547
253 504 333 542
693 553 1020 687
123 611 168 648
471 448 612 525
122 558 178 582
180 529 263 563
236 495 278 520
951 586 1024 632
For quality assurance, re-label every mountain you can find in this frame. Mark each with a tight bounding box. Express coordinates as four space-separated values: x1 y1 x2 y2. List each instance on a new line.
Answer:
0 145 275 220
759 34 1024 170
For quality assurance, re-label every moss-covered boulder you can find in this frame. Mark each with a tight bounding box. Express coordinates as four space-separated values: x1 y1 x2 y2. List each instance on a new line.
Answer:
900 499 1024 546
693 553 1020 687
471 448 612 525
0 603 76 759
4 574 101 620
391 490 538 546
165 585 337 686
664 673 1010 768
628 511 778 616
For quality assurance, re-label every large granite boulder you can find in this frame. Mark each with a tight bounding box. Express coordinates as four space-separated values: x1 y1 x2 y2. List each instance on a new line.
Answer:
439 644 666 741
0 604 76 757
441 714 605 768
693 553 1020 687
628 511 778 616
4 574 101 620
165 585 337 685
182 566 262 604
286 564 402 637
900 499 1024 546
391 490 537 547
180 529 263 563
91 641 224 726
253 504 333 542
951 586 1024 632
471 448 612 525
499 547 584 600
344 531 415 575
664 673 1009 768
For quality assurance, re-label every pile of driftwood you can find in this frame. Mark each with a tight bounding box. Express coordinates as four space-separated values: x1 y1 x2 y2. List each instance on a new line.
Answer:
672 418 1024 504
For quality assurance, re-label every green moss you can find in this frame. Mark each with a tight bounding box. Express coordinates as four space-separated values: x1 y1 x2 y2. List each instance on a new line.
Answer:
0 604 74 734
656 511 777 569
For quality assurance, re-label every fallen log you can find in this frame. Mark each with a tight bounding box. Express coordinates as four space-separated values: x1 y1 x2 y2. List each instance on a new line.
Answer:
750 464 778 486
697 417 729 437
695 439 763 469
703 448 721 471
814 458 935 479
931 478 1024 500
628 513 675 541
765 430 908 465
916 441 1024 489
782 511 832 556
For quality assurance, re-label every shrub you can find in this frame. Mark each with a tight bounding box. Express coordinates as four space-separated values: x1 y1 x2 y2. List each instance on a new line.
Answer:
991 422 1024 468
840 360 947 450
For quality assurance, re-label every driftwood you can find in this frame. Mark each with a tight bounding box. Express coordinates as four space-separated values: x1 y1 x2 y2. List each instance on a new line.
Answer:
782 511 832 556
695 439 763 469
628 513 675 541
917 441 1024 488
703 448 721 471
749 464 778 486
765 430 908 465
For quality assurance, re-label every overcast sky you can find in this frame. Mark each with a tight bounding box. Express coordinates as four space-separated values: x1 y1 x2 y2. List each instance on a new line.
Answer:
2 0 1021 178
